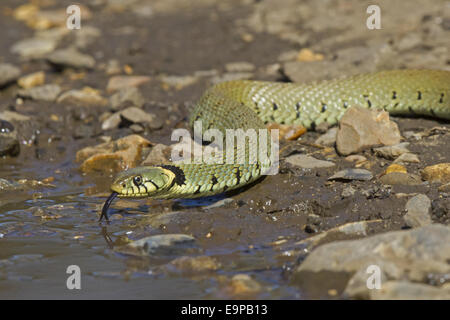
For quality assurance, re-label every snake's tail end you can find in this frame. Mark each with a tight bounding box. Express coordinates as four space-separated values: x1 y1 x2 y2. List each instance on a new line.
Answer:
100 192 118 222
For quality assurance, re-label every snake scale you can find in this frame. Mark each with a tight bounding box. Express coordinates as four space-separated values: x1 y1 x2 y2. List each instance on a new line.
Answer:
100 69 450 220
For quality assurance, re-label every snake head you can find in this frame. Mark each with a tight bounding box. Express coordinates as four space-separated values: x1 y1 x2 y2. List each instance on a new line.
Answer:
110 166 175 197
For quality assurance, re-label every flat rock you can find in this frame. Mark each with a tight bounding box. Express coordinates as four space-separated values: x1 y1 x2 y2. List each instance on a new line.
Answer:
286 154 335 169
115 234 197 256
57 88 107 107
373 142 410 160
393 153 420 164
76 134 152 173
404 194 432 228
336 107 401 156
225 62 255 73
17 71 45 89
314 127 337 146
291 224 450 299
106 76 151 92
18 84 61 102
11 37 57 59
141 143 172 166
421 163 450 184
328 168 373 181
109 87 145 110
47 48 95 69
0 63 21 87
379 172 422 186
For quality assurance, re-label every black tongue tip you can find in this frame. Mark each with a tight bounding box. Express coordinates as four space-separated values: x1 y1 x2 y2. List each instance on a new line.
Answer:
100 192 118 222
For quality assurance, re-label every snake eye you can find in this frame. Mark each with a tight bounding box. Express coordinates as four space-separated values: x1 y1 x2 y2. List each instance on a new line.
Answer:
133 175 142 186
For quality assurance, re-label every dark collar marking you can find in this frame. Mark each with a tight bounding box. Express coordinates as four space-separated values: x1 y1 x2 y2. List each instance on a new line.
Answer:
161 165 186 186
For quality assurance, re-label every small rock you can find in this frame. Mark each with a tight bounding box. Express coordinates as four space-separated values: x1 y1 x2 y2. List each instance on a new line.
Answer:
315 127 337 146
0 63 21 87
0 178 18 191
101 113 121 131
396 33 422 51
161 75 198 89
328 168 373 181
438 183 450 192
225 62 255 73
129 124 144 133
47 48 95 69
393 153 420 164
120 107 156 125
18 84 61 102
421 163 450 184
286 154 335 169
76 134 152 173
11 37 57 59
142 144 172 166
225 274 262 297
370 281 450 300
57 87 107 107
211 72 253 84
106 76 151 92
379 172 422 186
74 26 101 49
373 142 410 160
109 87 145 110
384 164 407 175
17 71 45 89
105 59 122 75
296 48 324 62
336 107 401 156
344 155 367 163
116 234 197 256
167 256 221 275
404 194 432 228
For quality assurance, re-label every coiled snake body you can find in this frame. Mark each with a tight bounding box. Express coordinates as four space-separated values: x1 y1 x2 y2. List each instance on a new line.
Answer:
100 69 450 220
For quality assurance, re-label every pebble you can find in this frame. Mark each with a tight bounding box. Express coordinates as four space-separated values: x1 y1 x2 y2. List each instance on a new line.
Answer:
76 134 152 173
106 76 151 92
384 164 407 174
379 172 422 186
344 155 367 163
47 48 95 69
404 194 432 228
120 107 156 125
328 168 373 181
314 127 337 146
336 107 401 156
285 154 335 169
161 75 198 90
373 142 410 160
17 71 45 89
116 234 197 256
225 274 262 297
225 62 255 73
421 163 450 184
438 183 450 192
0 63 21 87
18 84 61 102
142 144 172 166
11 37 57 59
167 256 221 275
109 87 145 110
393 152 420 164
56 87 107 107
0 128 20 157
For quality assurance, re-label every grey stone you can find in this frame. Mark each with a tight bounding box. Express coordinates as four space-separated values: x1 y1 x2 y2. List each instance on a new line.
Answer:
404 194 432 228
225 62 255 73
47 48 95 69
292 225 450 299
0 64 21 87
286 154 335 169
17 84 61 102
379 172 423 186
117 234 197 256
109 87 145 110
328 169 373 181
393 153 420 164
373 142 410 160
315 127 337 146
11 38 57 59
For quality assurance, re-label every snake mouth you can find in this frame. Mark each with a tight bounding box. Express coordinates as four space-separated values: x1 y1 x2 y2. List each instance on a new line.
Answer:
100 192 118 222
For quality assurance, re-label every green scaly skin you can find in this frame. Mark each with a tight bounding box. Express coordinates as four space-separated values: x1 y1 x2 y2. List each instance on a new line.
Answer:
100 70 450 220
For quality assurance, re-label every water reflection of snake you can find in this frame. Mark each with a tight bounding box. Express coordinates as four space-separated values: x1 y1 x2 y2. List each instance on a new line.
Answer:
100 70 450 220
